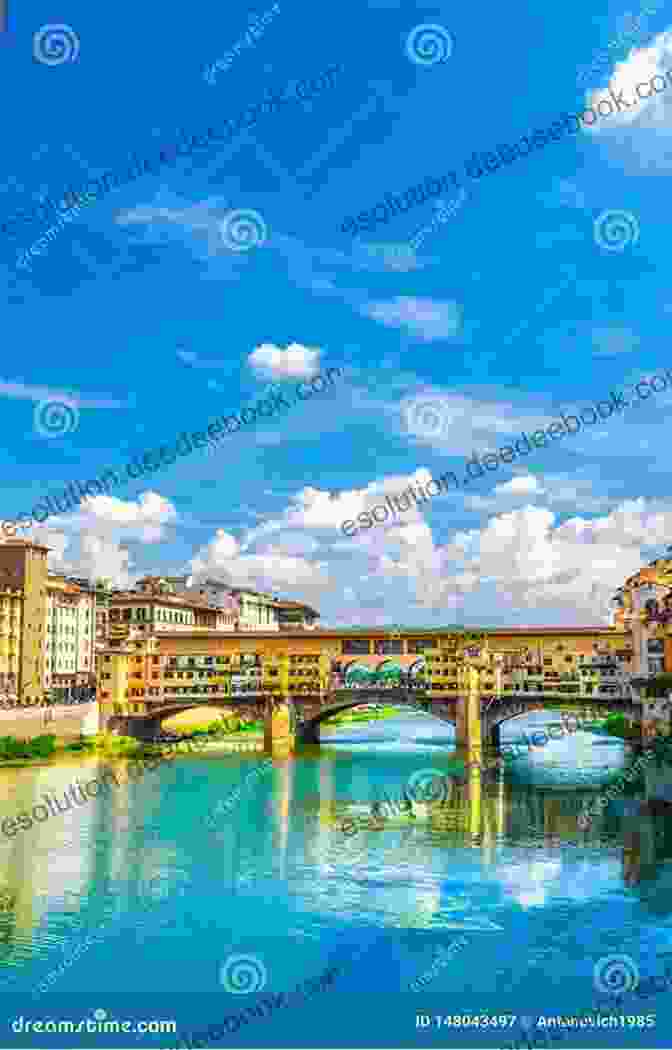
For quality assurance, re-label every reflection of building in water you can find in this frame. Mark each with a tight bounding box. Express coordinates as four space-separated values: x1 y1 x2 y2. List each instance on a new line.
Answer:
0 759 111 958
621 789 672 909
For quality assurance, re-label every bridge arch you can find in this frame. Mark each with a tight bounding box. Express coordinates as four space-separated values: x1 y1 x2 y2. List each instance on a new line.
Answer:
296 691 456 744
103 699 265 740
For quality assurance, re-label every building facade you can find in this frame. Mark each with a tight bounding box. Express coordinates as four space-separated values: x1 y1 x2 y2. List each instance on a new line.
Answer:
0 540 49 704
613 557 672 739
613 558 672 675
44 576 96 698
132 576 318 632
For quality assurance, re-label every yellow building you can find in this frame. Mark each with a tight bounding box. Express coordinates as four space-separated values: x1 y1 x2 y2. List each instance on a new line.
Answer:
0 540 49 704
613 557 672 675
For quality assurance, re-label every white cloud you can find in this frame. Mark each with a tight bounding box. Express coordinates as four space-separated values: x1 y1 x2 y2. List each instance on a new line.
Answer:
24 491 179 588
580 30 672 173
0 379 128 409
214 478 672 624
248 342 321 380
352 240 424 272
360 297 462 341
399 389 556 451
591 325 641 356
496 475 545 496
437 499 672 619
189 528 333 600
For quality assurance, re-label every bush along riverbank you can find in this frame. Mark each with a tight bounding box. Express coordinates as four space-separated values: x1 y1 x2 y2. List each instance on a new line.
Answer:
0 734 58 766
0 716 260 767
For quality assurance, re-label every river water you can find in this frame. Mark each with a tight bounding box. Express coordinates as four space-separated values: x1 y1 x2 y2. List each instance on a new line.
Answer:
0 710 671 1048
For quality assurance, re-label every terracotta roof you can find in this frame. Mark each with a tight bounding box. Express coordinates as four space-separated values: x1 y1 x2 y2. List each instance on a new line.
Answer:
151 624 615 639
109 592 221 612
0 539 51 552
275 599 319 615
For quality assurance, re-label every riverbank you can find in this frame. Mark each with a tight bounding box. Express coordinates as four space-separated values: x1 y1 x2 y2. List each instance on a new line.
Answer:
322 705 406 727
0 718 261 768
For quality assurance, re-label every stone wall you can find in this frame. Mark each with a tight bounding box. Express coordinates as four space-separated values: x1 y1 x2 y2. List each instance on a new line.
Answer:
0 703 97 744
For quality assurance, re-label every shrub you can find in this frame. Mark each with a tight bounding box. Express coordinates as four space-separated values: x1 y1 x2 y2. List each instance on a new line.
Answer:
0 736 31 760
30 735 56 758
646 673 672 698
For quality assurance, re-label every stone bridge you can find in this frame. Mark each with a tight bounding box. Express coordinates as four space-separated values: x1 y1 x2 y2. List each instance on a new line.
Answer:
104 688 643 748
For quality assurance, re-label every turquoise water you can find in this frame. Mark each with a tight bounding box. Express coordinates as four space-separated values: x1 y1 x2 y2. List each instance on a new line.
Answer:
0 711 671 1048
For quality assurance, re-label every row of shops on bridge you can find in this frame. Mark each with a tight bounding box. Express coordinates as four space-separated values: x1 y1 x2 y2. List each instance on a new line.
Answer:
95 625 670 731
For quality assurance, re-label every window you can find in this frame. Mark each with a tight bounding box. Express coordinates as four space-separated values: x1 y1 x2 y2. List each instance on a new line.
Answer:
374 639 403 655
342 638 371 655
407 638 438 653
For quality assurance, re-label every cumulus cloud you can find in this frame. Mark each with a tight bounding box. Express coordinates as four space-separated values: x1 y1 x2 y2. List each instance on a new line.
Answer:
360 297 462 341
581 29 672 173
212 479 672 624
248 342 321 380
496 475 545 496
583 29 672 134
437 499 672 620
189 527 333 600
24 491 179 589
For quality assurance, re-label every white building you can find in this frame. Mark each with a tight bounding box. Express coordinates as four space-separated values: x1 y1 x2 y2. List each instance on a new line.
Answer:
44 576 96 696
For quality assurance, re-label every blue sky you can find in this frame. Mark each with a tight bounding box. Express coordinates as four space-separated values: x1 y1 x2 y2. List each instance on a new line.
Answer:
2 0 672 627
